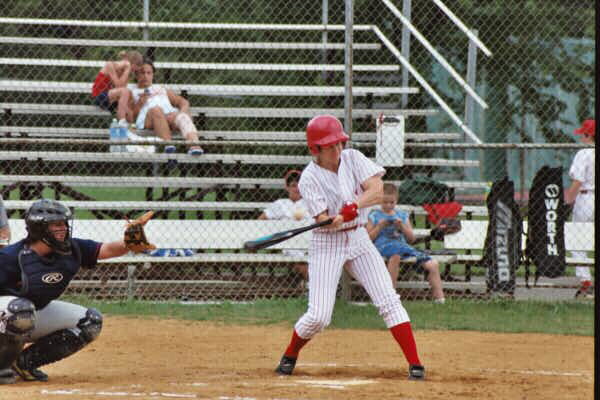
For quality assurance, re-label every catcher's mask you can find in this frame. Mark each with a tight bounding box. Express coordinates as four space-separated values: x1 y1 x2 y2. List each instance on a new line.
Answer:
25 199 73 254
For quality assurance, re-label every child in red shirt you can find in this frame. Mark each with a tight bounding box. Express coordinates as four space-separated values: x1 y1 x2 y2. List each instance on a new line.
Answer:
91 50 143 123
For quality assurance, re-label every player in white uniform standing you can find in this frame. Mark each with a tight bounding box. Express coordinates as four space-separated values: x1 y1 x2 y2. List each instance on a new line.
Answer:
564 119 595 299
274 115 425 380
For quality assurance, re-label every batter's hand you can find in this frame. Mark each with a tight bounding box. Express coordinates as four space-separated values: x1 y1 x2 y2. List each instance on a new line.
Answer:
124 211 157 253
340 202 358 222
329 214 345 230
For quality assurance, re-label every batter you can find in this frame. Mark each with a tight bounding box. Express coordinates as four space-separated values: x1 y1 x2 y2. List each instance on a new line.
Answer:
274 115 425 380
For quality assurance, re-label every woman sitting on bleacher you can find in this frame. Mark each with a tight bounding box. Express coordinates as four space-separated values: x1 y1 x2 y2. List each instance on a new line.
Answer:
130 58 204 156
91 50 143 124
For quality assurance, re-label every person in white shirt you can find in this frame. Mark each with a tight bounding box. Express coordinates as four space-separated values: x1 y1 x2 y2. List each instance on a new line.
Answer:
564 119 595 299
274 115 425 381
130 58 203 156
259 170 311 283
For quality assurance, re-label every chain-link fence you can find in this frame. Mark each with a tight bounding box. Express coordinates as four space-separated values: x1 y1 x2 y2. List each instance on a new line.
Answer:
0 1 595 303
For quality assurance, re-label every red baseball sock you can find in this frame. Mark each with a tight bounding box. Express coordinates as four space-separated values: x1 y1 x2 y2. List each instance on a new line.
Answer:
390 322 422 366
284 330 310 359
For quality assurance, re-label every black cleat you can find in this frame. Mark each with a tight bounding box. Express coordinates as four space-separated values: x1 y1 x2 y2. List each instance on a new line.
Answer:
275 355 297 375
12 363 48 382
408 364 425 380
0 368 16 384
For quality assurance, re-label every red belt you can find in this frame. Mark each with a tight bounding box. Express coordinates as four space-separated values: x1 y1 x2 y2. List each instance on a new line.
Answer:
337 224 365 233
580 190 594 194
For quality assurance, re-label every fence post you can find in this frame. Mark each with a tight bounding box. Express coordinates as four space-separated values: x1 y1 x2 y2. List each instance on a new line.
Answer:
464 29 479 180
143 0 150 40
340 0 354 302
127 265 137 301
343 0 354 140
321 0 329 83
400 0 412 108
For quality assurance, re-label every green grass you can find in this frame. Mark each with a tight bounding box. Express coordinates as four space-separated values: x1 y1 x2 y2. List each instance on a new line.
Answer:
73 297 594 336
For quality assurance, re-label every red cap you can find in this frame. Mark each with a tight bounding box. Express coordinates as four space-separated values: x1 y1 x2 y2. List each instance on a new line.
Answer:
284 169 302 185
574 119 595 136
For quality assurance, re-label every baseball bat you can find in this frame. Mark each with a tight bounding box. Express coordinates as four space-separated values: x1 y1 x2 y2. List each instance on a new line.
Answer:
243 218 333 251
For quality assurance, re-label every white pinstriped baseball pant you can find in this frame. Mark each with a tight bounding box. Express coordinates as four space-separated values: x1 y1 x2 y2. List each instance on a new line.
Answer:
572 192 594 282
294 227 410 339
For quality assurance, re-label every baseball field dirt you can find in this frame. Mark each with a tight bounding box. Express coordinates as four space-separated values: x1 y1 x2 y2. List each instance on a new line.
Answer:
1 316 593 400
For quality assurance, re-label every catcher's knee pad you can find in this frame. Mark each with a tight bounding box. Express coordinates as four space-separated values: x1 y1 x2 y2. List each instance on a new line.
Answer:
0 298 36 336
174 113 197 139
76 308 103 343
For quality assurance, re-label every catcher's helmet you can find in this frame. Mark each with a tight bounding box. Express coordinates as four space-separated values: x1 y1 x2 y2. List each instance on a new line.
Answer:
25 199 73 254
306 115 349 155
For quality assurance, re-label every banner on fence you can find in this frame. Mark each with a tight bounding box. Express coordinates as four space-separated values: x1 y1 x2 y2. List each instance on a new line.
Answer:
482 177 522 295
525 166 566 282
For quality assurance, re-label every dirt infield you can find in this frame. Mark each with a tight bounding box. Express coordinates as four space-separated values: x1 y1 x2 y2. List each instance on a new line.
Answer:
1 316 593 400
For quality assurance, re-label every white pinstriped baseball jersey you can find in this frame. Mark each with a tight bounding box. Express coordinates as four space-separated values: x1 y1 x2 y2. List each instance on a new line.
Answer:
293 148 410 339
569 148 594 281
299 149 385 232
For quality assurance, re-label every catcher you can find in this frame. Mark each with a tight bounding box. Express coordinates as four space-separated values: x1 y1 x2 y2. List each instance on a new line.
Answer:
0 199 155 384
366 183 448 303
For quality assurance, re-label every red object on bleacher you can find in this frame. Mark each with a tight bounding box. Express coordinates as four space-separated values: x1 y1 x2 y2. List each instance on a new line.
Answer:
422 202 463 225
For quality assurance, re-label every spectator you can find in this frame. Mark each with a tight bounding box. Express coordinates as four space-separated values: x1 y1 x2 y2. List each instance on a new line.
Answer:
131 58 204 156
91 50 143 123
0 194 9 249
564 119 595 299
259 170 310 284
366 183 445 303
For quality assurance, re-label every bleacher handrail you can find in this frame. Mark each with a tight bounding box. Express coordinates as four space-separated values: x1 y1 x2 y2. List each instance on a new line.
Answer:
380 0 487 110
432 0 492 57
0 36 382 50
0 17 372 31
371 26 482 144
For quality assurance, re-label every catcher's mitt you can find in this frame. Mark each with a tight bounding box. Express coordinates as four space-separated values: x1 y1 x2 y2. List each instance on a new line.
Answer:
429 218 462 241
124 211 157 253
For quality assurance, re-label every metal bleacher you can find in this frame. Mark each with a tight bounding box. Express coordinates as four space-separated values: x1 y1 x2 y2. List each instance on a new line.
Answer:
1 17 485 209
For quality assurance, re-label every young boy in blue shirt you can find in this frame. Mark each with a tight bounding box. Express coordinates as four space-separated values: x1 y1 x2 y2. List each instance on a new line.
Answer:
366 183 445 303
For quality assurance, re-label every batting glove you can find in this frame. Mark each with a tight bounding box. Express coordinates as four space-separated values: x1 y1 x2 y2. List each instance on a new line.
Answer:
340 202 358 222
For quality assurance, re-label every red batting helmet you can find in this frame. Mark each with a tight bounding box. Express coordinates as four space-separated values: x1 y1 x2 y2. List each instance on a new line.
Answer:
306 115 349 155
574 119 595 137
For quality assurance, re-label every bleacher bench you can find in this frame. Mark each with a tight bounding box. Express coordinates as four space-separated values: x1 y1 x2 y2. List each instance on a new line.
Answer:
0 150 479 168
443 220 595 282
0 80 418 97
6 217 452 275
0 126 463 142
0 58 402 73
1 102 437 119
0 175 491 191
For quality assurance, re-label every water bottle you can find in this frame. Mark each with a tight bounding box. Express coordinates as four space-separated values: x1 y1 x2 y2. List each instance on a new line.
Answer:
109 118 121 152
118 119 129 152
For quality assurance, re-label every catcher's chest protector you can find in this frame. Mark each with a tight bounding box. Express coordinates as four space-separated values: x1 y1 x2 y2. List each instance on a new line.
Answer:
526 166 566 280
482 177 522 295
15 240 82 309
